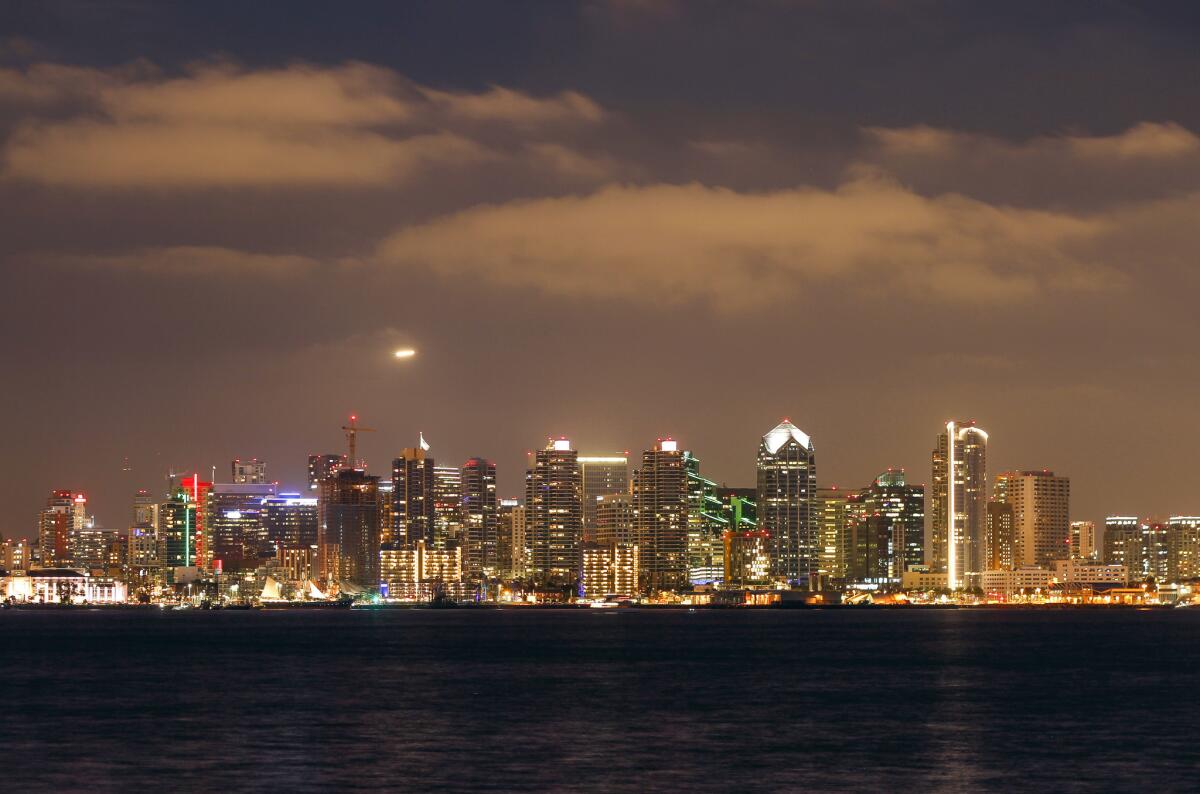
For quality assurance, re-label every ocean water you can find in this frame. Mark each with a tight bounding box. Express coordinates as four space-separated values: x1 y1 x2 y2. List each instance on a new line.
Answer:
0 608 1196 792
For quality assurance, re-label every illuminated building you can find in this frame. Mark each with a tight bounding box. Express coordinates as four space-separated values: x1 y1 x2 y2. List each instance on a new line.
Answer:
852 469 924 584
1144 520 1170 584
633 439 689 593
525 438 582 587
159 490 200 573
1 538 30 572
68 527 121 574
461 458 498 580
595 493 636 546
433 465 464 547
1166 516 1200 583
816 486 856 581
380 539 464 601
724 530 771 587
392 447 435 545
126 526 160 588
231 458 267 484
684 452 725 585
3 569 127 604
318 468 381 591
984 501 1015 571
900 569 948 590
261 494 318 552
176 475 213 569
307 453 344 491
1103 516 1144 580
496 500 526 579
930 420 988 588
1051 558 1128 586
38 490 88 568
756 420 818 584
578 455 629 538
208 481 278 571
132 488 157 527
980 567 1052 600
579 541 639 598
1069 520 1098 560
278 545 318 582
994 470 1070 568
378 481 395 543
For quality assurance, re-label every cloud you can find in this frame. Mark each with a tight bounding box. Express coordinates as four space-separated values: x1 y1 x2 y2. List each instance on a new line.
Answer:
376 177 1116 309
0 61 608 188
47 245 321 276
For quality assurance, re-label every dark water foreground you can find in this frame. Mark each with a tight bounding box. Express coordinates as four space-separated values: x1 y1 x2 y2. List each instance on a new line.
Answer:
1 609 1196 792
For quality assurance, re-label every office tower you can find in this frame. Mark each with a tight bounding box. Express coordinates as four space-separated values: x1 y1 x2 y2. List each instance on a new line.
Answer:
525 438 582 587
724 530 772 587
995 470 1070 568
392 447 435 546
496 500 526 579
578 455 629 538
38 490 88 567
1167 517 1200 583
756 419 818 584
579 541 639 598
852 469 925 583
816 486 857 581
176 475 213 569
684 451 725 585
984 501 1016 571
132 488 156 527
207 481 278 572
68 527 121 574
433 465 464 546
126 526 160 588
1069 520 1098 560
261 494 319 551
318 468 381 590
308 453 344 491
717 487 757 530
461 458 498 580
930 420 988 588
632 439 689 593
595 493 636 546
231 459 267 484
1104 516 1144 582
159 489 200 571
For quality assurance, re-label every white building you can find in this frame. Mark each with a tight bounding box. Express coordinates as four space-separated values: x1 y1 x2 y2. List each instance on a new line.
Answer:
4 569 127 604
980 567 1052 599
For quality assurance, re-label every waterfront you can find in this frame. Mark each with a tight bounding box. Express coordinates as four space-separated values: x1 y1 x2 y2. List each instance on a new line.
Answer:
1 609 1196 791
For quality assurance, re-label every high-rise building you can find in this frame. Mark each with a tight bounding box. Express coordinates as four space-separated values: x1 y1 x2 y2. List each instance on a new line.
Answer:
852 469 924 583
724 530 771 587
433 465 464 547
684 451 725 586
159 489 200 571
231 459 268 484
261 494 319 551
392 447 435 546
525 438 582 587
816 486 858 582
578 455 629 539
1103 516 1143 582
995 470 1070 568
132 488 156 528
207 481 278 572
1144 520 1171 584
595 493 636 546
1069 520 1098 560
308 453 345 491
461 458 498 580
318 468 381 591
984 501 1016 571
579 541 639 598
930 420 988 588
633 439 689 593
38 490 88 568
496 500 526 579
756 419 818 584
68 527 121 574
1167 517 1200 584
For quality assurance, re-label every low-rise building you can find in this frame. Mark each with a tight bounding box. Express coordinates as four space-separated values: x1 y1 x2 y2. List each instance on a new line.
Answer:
980 567 1052 600
1051 559 1128 586
3 569 127 604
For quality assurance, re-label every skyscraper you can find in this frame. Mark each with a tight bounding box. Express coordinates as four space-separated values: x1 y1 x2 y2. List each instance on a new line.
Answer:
308 453 345 491
207 481 278 571
930 420 988 589
525 438 582 587
578 455 629 538
984 501 1015 571
756 419 818 585
816 486 858 582
38 490 87 568
595 493 636 546
261 494 319 552
632 439 689 593
1069 520 1098 560
684 451 725 585
176 475 213 570
392 447 435 546
231 459 267 484
318 467 381 591
461 457 498 580
496 499 526 580
132 488 156 528
995 469 1070 568
433 464 464 547
159 489 199 572
853 469 924 583
1103 516 1143 582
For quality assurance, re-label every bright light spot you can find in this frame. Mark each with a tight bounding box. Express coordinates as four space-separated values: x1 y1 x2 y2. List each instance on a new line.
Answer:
394 348 416 359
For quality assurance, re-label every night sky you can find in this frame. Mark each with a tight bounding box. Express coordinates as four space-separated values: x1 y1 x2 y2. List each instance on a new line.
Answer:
2 1 1199 534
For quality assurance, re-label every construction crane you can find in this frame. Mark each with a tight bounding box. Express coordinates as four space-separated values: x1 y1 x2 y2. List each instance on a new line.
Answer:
341 414 375 469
